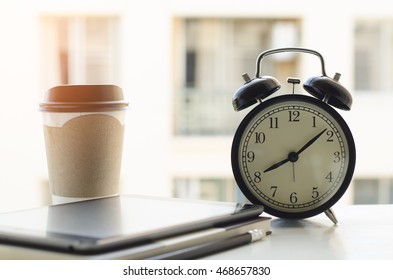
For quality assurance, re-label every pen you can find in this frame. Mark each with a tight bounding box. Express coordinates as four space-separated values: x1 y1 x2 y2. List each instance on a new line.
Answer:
150 229 265 260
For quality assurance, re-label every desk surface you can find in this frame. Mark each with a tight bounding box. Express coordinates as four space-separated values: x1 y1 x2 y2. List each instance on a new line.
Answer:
1 204 392 260
203 204 393 260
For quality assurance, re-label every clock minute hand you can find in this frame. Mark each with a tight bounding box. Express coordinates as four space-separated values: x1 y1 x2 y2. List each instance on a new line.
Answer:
296 128 327 155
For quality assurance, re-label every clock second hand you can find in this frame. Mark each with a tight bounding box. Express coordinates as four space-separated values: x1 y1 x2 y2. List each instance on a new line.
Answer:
292 162 296 182
263 128 327 173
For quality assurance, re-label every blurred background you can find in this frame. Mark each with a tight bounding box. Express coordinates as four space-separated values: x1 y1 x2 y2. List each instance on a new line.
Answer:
0 0 392 212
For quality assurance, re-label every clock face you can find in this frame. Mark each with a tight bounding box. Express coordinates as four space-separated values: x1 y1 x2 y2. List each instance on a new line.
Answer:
231 94 356 219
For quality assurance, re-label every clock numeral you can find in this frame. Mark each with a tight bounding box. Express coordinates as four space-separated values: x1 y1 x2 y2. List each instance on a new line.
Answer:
246 151 255 162
333 151 341 163
290 192 298 204
269 117 279 129
312 187 319 199
325 171 333 183
326 130 334 142
255 132 266 144
253 171 262 183
312 116 317 128
270 186 278 197
289 110 300 122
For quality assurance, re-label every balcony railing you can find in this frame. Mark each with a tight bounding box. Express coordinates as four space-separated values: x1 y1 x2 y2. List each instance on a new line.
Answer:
174 88 247 135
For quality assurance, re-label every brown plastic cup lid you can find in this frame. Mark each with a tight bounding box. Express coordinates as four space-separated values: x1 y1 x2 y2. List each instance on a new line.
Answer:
39 85 128 112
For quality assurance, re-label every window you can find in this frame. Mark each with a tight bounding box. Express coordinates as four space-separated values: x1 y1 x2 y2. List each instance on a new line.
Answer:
173 178 240 202
354 20 393 93
173 18 300 135
41 16 120 87
353 178 393 204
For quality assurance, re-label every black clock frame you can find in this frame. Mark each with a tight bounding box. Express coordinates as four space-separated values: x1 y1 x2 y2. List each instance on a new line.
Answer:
231 94 356 220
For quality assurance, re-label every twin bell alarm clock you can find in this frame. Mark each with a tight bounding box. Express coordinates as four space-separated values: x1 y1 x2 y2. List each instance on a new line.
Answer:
231 47 356 224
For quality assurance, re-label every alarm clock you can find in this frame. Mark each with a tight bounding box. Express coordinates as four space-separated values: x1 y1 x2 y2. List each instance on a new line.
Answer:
231 47 356 224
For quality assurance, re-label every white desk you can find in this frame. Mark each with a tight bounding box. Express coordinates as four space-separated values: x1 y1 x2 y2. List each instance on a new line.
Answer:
203 204 393 260
0 205 392 260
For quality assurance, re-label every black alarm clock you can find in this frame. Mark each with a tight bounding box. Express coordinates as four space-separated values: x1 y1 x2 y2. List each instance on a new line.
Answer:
231 47 356 224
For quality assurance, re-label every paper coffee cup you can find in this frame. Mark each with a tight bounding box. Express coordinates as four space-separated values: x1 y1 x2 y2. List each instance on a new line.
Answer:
40 85 128 204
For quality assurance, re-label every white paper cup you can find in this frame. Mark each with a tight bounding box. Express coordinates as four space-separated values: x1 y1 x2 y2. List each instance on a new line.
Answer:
40 85 128 204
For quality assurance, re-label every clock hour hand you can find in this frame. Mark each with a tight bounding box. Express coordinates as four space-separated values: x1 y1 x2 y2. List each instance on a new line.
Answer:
263 157 290 173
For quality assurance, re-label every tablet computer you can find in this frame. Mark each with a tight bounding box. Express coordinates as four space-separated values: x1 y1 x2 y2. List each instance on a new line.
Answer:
0 195 263 255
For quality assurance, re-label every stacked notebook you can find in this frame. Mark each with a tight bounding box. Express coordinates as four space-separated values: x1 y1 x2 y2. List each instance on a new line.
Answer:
0 195 271 259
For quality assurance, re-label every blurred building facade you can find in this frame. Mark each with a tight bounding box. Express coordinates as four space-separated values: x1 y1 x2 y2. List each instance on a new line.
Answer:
1 0 393 212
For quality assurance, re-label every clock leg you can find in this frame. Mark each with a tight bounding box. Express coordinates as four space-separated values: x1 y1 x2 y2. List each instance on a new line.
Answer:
324 208 338 225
